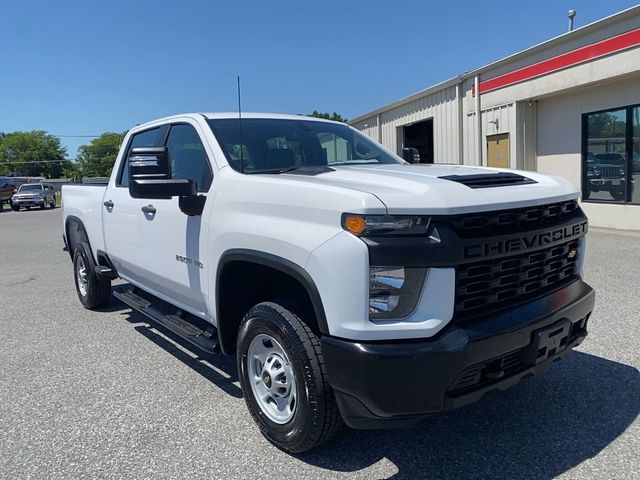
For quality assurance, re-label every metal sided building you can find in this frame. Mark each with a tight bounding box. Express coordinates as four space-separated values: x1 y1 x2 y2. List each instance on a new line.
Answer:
350 6 640 231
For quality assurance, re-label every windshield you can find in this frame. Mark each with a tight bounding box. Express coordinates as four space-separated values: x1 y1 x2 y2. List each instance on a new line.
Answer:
18 184 43 192
208 118 403 173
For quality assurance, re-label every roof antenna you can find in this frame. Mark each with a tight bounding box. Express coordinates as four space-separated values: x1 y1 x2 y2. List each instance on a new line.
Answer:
237 75 245 174
568 9 576 32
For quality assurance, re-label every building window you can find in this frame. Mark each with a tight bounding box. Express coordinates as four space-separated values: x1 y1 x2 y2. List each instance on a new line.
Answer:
582 104 640 204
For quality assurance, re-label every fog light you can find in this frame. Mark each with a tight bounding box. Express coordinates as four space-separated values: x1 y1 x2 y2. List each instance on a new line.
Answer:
369 267 428 320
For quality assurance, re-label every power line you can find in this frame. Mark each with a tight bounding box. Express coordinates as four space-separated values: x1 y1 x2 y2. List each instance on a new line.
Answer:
51 135 100 138
1 159 69 165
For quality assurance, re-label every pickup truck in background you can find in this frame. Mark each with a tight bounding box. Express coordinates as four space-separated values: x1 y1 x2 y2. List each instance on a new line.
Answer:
11 182 57 211
62 113 595 453
0 177 16 211
585 152 626 200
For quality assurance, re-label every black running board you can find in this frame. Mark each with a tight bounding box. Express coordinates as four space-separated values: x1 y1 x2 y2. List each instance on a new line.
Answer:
114 287 220 355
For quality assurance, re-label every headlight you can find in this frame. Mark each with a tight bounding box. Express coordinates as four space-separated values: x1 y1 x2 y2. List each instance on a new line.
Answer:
619 167 625 177
369 267 428 320
342 214 430 236
592 168 601 177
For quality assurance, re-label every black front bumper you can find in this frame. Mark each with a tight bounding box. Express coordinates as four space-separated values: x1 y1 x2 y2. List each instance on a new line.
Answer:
322 280 595 429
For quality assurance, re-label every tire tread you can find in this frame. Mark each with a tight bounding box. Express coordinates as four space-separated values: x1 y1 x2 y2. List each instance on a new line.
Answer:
238 299 343 453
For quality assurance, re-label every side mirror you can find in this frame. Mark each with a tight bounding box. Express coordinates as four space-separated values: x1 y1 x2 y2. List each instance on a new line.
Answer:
402 147 420 164
128 147 196 200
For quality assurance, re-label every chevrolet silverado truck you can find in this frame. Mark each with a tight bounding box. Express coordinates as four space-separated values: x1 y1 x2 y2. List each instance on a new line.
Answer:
62 113 595 453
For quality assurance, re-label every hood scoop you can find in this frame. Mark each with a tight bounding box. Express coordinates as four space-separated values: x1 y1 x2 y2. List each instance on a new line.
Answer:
439 172 537 188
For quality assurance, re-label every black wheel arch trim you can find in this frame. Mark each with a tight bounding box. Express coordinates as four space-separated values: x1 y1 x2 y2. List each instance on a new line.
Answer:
216 249 330 345
64 216 92 261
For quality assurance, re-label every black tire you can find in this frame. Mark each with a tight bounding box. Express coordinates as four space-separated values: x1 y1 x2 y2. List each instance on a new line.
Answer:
40 201 46 210
611 189 625 201
12 205 19 212
50 200 56 208
72 242 112 309
25 206 30 211
237 300 343 453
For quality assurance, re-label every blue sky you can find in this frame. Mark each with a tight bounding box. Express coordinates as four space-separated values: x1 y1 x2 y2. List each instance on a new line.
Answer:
0 0 637 158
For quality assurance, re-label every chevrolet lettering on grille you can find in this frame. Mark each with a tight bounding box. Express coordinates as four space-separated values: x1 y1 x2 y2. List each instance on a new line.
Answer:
463 221 588 259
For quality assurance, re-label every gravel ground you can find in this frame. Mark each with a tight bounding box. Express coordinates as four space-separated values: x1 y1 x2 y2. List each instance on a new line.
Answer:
0 207 638 480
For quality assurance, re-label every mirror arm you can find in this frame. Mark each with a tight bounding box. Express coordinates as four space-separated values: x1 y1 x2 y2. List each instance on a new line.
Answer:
179 194 206 216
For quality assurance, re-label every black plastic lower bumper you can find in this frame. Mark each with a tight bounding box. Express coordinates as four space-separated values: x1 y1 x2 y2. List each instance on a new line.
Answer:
322 280 595 429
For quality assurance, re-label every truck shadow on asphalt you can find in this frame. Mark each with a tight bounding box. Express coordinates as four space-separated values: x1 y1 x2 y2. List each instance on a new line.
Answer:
114 300 242 399
299 351 639 479
108 294 638 479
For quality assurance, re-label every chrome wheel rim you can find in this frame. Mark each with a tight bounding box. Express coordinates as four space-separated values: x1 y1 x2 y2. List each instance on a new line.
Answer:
247 333 297 424
76 257 88 297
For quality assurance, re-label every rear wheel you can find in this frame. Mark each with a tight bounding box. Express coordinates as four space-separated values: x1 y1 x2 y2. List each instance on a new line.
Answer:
73 242 112 309
12 204 19 212
237 300 343 453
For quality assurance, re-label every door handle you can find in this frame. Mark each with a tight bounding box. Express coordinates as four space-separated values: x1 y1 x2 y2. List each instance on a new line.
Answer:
103 200 114 208
141 204 156 214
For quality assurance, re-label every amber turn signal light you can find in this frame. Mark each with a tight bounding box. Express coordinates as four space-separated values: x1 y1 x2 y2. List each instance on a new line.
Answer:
343 214 367 234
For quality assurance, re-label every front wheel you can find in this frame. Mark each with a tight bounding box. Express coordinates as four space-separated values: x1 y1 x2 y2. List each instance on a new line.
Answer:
237 300 343 453
611 189 625 201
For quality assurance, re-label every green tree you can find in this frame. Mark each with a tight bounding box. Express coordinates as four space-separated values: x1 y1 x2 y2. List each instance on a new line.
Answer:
64 161 83 182
0 130 68 178
308 111 348 123
76 132 126 177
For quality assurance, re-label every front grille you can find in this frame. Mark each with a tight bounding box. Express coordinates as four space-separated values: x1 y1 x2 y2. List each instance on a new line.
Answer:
455 239 580 319
447 348 526 394
598 167 621 179
446 200 579 239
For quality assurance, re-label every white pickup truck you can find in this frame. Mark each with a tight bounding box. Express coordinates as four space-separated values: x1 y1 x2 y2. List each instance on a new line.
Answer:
62 113 595 452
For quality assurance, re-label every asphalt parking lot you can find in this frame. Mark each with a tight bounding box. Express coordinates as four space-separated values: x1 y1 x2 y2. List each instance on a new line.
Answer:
1 207 638 479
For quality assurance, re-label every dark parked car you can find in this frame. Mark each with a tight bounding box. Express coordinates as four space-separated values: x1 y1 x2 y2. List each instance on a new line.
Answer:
11 183 56 211
0 177 17 211
585 153 626 200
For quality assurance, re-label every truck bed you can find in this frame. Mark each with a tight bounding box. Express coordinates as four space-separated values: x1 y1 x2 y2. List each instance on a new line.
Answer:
62 184 106 257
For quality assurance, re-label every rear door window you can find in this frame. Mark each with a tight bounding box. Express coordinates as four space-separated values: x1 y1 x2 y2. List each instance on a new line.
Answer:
118 126 167 187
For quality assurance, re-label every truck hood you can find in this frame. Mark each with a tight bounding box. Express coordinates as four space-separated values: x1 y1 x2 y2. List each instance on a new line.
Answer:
13 191 43 198
283 164 579 214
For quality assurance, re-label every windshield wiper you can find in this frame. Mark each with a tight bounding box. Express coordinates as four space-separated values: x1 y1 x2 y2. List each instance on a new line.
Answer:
247 166 335 176
245 167 301 175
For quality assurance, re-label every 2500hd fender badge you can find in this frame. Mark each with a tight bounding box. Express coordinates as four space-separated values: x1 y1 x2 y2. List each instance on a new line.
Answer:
175 255 203 269
463 221 587 259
